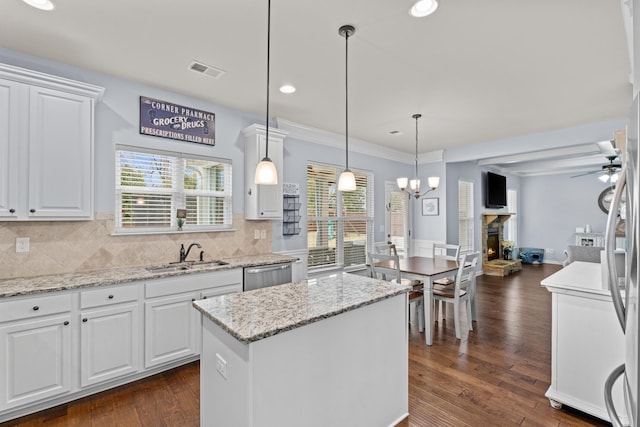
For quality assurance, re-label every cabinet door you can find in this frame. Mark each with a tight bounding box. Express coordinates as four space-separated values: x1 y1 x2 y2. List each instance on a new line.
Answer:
0 79 23 218
0 315 72 410
144 293 199 368
80 303 140 387
28 86 93 219
243 125 285 220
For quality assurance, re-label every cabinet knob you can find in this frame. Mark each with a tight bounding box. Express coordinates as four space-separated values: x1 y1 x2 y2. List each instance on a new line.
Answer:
203 296 207 299
63 321 69 326
32 306 39 311
9 208 15 213
191 298 196 302
29 209 36 213
82 318 88 323
108 295 114 299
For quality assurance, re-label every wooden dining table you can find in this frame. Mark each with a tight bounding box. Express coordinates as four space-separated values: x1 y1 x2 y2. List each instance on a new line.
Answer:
376 256 460 346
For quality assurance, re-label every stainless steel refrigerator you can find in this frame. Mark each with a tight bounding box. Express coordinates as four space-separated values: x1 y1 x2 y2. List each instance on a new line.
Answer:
605 94 640 427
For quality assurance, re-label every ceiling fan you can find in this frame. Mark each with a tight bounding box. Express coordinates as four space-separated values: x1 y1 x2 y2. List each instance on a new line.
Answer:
570 152 622 183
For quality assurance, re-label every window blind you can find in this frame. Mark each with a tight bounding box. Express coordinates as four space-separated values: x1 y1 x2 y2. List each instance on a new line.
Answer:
389 190 409 257
458 180 474 252
307 163 373 269
115 147 232 233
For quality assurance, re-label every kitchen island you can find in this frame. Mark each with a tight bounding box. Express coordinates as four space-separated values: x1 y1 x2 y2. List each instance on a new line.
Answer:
192 272 411 427
541 261 627 424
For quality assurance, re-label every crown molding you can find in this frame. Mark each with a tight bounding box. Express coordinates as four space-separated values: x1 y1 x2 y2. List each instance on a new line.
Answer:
276 117 442 165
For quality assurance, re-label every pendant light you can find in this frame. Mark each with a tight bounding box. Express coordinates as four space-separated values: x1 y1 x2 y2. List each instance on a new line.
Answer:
254 0 278 185
397 113 440 198
337 25 357 192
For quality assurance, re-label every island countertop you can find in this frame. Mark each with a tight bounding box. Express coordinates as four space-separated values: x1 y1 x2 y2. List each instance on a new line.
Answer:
192 272 411 344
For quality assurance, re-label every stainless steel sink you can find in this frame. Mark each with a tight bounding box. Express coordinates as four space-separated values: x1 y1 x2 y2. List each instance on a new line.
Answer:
146 264 191 273
192 260 229 267
146 260 228 273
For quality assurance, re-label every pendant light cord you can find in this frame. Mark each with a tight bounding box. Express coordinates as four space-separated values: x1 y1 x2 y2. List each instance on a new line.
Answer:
344 28 349 170
414 114 419 178
265 0 271 160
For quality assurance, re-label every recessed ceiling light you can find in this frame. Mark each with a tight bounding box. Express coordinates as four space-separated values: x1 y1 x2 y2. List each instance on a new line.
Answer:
279 84 296 94
410 0 438 17
21 0 55 11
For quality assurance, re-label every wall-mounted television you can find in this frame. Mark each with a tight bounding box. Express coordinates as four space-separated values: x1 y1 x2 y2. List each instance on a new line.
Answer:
486 171 507 208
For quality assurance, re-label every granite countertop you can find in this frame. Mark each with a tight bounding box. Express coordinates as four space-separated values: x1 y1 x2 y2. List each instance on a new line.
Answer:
0 253 297 298
192 272 411 344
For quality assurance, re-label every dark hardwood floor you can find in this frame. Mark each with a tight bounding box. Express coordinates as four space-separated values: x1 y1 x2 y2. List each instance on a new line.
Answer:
3 264 610 426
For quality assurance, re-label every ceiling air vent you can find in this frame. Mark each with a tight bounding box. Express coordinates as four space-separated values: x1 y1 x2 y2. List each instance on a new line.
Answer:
188 60 226 79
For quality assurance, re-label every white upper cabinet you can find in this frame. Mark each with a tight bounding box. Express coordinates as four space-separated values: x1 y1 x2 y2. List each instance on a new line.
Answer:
0 63 104 221
243 124 286 220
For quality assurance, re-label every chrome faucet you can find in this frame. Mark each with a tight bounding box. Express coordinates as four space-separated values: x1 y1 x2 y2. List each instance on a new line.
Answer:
179 242 202 263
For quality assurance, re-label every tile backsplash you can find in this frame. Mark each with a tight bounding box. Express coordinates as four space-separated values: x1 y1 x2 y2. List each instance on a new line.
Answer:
0 213 272 279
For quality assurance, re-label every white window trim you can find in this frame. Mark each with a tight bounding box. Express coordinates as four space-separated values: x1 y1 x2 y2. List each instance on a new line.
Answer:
307 162 374 271
114 145 233 235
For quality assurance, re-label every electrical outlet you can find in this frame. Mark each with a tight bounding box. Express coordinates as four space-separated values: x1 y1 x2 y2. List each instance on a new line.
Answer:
16 237 29 253
260 229 267 239
546 248 555 254
216 353 227 380
254 230 260 239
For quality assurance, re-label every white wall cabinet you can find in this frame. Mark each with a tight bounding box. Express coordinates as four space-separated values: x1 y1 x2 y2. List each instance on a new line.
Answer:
0 63 104 221
0 294 73 410
243 124 287 220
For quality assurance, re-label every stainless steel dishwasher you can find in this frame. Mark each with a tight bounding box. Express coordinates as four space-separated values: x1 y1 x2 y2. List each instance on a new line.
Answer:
243 262 292 291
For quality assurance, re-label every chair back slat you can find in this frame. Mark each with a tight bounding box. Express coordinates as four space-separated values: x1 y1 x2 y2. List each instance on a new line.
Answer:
368 252 401 284
434 243 461 261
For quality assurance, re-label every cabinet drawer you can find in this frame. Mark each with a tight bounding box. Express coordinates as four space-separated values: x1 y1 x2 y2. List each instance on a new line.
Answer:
80 285 139 309
0 293 72 322
145 269 242 299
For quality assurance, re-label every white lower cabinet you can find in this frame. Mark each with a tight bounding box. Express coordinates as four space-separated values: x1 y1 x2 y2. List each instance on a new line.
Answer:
0 267 243 422
144 292 200 368
0 293 73 410
80 303 140 387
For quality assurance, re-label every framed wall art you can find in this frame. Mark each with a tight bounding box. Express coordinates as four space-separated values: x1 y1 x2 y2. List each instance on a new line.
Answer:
422 198 439 216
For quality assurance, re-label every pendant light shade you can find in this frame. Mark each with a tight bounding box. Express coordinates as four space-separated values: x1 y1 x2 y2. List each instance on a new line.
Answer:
255 158 278 184
254 0 278 185
397 113 440 198
337 24 357 192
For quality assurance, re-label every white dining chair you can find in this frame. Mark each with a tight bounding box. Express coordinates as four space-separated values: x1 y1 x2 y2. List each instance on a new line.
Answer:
432 251 480 339
368 251 424 332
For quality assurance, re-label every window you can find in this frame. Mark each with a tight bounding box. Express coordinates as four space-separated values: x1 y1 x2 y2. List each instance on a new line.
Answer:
115 146 232 233
307 163 374 270
458 180 474 252
505 189 517 244
385 181 409 258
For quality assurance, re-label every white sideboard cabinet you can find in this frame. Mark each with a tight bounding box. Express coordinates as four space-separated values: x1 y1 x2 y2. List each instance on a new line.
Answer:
0 63 104 221
243 124 287 220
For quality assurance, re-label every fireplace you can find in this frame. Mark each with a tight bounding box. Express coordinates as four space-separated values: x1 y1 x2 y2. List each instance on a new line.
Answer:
487 228 500 261
481 212 522 276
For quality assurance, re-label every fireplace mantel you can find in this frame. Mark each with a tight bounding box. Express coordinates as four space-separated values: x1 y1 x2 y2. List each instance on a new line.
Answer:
482 212 513 227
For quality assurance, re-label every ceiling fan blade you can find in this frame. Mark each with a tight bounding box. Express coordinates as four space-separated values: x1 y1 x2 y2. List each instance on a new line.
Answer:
570 169 602 178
